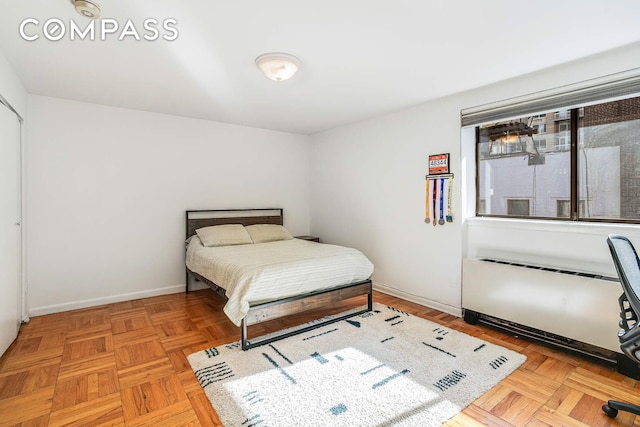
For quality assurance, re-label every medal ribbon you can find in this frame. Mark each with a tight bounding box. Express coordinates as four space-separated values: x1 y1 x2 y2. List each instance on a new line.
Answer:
432 179 437 226
439 178 445 225
446 178 454 222
425 180 430 223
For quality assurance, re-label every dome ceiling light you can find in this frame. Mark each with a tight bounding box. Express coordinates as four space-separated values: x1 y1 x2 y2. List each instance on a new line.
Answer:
255 52 301 82
70 0 101 19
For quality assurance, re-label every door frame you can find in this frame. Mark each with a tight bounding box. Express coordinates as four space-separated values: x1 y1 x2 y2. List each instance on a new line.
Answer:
0 93 26 325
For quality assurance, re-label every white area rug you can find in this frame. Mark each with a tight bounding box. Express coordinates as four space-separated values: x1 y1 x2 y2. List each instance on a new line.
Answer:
188 303 526 426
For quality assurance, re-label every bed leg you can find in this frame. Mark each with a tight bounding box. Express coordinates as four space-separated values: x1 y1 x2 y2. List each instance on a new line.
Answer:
241 319 248 350
185 269 189 293
368 284 373 311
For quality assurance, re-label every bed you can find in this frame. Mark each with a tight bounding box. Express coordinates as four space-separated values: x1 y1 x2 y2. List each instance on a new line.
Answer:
185 209 374 349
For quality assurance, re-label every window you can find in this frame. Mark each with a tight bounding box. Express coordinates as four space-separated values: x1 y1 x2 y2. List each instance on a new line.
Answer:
535 123 547 134
578 97 640 220
555 136 570 151
476 95 640 222
557 200 586 218
507 199 530 216
477 115 571 218
557 200 570 218
535 138 547 151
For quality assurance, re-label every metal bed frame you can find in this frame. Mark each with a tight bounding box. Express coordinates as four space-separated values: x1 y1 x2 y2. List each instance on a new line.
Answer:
185 208 373 350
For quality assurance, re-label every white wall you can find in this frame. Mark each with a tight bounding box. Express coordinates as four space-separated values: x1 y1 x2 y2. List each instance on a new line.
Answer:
311 97 463 315
27 95 310 315
310 42 640 315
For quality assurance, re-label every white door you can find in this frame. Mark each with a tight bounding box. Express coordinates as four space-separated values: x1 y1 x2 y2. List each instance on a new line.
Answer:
0 102 21 356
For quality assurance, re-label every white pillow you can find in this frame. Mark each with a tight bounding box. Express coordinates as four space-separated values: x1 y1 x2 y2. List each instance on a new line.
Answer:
245 224 293 243
195 224 253 247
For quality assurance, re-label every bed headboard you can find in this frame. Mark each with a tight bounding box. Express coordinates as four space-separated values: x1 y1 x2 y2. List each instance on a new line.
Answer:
185 208 284 239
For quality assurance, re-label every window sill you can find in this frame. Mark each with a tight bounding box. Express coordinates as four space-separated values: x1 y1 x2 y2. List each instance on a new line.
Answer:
465 216 640 238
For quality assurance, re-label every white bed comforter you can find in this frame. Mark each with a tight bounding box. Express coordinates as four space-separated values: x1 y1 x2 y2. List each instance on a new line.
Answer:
186 238 374 326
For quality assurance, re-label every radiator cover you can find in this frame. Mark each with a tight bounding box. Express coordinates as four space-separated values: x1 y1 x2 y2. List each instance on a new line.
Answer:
462 258 622 355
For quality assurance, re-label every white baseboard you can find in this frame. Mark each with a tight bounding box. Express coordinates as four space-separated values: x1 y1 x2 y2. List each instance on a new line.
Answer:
29 285 187 317
373 282 462 318
28 281 462 319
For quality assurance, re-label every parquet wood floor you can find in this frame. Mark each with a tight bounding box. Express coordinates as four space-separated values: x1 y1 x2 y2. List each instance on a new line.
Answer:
0 290 638 426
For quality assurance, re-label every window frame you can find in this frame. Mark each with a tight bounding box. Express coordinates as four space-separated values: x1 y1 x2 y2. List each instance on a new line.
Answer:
474 98 639 224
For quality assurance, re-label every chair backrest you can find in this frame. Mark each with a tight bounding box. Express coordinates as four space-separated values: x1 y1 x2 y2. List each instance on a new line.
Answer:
607 234 640 363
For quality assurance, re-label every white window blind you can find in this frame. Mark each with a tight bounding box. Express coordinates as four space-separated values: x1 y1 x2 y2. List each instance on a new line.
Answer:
461 68 640 127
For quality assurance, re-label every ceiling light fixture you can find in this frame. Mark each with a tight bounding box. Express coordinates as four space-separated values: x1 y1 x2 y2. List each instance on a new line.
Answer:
70 0 101 19
255 52 301 82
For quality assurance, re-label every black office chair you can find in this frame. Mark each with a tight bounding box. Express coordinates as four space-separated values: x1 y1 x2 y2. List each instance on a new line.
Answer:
602 234 640 418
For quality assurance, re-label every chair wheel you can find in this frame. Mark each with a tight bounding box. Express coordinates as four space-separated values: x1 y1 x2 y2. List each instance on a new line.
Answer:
602 404 618 418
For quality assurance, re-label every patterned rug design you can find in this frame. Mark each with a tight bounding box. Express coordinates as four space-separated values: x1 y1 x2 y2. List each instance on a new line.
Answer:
188 303 526 426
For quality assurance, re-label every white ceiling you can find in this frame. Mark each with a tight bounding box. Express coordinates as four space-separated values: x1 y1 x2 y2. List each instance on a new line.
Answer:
1 1 639 135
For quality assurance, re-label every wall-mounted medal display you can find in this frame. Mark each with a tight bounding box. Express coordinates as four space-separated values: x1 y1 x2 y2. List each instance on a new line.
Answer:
425 153 454 227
